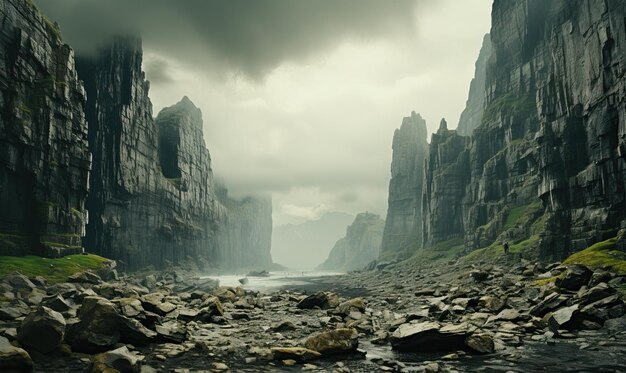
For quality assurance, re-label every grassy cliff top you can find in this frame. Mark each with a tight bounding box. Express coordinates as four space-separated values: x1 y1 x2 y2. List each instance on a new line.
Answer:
0 254 111 283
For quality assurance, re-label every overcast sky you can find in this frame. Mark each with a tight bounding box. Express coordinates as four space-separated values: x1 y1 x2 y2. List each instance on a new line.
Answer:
37 0 492 226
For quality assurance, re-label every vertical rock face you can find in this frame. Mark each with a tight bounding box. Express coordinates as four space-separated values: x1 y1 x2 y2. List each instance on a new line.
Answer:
76 38 272 269
78 36 219 269
421 0 626 260
457 34 492 136
319 213 384 271
214 184 273 269
380 112 428 259
422 121 471 248
0 0 90 256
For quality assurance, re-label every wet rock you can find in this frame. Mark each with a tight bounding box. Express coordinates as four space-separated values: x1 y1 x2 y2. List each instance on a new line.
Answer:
113 298 144 318
304 328 358 355
17 306 66 354
548 305 581 332
390 321 470 352
297 292 340 310
603 316 626 336
0 336 32 373
271 347 321 362
470 270 489 282
465 333 494 354
93 346 142 373
238 278 249 285
555 265 592 291
142 275 158 290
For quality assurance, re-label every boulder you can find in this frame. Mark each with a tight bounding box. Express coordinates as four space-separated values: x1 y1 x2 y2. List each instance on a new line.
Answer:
575 283 614 305
43 295 73 313
390 321 470 352
68 271 102 285
297 292 340 310
93 346 142 373
66 296 155 353
470 270 489 282
548 305 581 332
304 328 358 355
334 298 366 316
155 321 187 343
195 296 224 322
0 336 32 373
465 333 494 354
271 347 321 362
4 273 36 291
17 306 65 354
529 292 568 317
555 265 592 291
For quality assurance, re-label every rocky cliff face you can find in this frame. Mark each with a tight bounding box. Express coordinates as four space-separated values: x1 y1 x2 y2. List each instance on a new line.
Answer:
380 112 428 259
422 0 626 260
76 37 272 269
457 34 492 136
0 0 90 256
319 212 384 271
214 184 273 270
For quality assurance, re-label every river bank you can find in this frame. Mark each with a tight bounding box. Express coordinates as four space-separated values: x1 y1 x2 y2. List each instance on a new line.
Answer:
1 256 625 372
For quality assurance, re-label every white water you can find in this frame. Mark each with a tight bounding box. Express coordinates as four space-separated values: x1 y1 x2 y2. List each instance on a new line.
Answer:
201 270 344 293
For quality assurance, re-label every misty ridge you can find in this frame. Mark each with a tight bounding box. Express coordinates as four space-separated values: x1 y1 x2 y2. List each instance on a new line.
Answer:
1 0 626 372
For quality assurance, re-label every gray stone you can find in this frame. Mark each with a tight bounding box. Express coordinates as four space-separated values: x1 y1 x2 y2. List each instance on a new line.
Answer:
0 336 32 373
304 328 358 356
17 306 66 354
390 321 470 352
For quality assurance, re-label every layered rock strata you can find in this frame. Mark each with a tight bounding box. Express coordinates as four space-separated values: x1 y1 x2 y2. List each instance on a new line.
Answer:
319 212 384 271
380 112 428 259
422 0 626 260
0 0 90 256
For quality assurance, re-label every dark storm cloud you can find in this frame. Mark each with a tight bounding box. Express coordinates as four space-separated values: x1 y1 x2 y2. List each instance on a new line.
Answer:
34 0 419 79
143 57 173 85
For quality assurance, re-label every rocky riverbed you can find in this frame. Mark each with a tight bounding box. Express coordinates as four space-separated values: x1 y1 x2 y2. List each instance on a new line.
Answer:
1 257 625 372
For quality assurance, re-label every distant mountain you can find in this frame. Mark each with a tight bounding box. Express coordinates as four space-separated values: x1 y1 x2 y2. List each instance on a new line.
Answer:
272 212 354 269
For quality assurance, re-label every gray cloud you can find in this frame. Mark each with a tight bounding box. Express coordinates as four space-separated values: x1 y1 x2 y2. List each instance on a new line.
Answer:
143 57 174 85
35 0 419 79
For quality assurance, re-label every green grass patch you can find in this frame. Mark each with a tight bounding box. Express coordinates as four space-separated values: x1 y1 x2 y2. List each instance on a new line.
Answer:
532 275 560 287
463 234 540 263
504 205 528 230
407 238 466 264
562 237 626 274
0 254 111 283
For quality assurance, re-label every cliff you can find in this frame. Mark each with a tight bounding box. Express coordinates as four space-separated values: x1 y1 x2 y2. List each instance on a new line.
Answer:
421 0 626 260
214 184 273 270
0 0 90 257
457 34 492 136
380 112 428 259
319 212 385 271
76 37 272 270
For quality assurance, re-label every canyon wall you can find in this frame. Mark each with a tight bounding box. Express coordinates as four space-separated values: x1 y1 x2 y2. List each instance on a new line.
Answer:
0 0 90 256
422 0 626 260
75 37 273 269
457 34 492 136
319 212 384 271
0 0 273 270
380 112 428 260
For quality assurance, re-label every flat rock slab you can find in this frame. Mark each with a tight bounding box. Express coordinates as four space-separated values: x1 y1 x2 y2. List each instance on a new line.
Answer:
390 321 471 353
